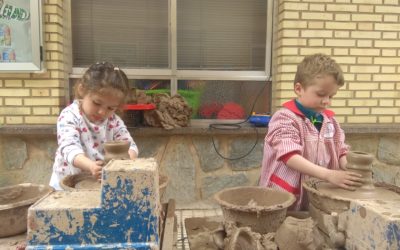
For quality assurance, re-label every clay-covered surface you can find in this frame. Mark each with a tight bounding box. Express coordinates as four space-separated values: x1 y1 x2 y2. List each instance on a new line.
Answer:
0 233 26 249
214 186 295 234
27 159 160 248
185 216 279 250
60 172 169 199
0 183 53 238
31 190 100 209
185 216 223 250
345 199 400 250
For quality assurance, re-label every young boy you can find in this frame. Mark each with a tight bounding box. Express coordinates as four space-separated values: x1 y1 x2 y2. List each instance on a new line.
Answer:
259 54 362 210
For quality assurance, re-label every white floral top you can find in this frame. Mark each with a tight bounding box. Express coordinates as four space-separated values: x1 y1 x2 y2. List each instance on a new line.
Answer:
49 100 138 190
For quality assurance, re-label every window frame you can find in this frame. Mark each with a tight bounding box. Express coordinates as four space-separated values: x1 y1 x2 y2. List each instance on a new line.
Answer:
0 0 44 72
69 0 274 121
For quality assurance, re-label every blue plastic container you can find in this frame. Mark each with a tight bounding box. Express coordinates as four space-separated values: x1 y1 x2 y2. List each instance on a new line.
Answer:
249 113 271 127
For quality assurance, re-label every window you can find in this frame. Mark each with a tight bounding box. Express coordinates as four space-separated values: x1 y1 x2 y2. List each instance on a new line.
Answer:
71 0 168 68
177 0 266 70
0 0 43 72
70 0 273 120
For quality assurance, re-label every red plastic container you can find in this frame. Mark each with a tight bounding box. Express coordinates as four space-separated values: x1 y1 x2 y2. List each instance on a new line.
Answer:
123 103 156 127
123 103 156 111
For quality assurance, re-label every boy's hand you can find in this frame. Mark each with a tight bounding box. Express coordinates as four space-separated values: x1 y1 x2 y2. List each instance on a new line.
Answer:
326 169 363 190
339 155 348 170
90 160 104 180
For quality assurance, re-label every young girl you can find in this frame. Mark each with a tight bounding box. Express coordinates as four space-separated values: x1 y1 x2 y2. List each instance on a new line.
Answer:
259 54 362 211
49 62 138 190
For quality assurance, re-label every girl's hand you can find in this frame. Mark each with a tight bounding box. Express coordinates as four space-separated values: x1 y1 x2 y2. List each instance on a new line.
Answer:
90 160 104 180
128 149 138 160
326 169 363 190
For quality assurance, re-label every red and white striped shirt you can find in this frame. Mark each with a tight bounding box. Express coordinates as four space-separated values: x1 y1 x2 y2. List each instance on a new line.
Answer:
259 100 349 210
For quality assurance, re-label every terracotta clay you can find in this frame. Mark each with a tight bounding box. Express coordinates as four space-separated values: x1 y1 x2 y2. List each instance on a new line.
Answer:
214 186 295 234
103 140 130 163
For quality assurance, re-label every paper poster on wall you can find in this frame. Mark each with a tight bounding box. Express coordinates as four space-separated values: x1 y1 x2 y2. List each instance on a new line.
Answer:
0 0 32 63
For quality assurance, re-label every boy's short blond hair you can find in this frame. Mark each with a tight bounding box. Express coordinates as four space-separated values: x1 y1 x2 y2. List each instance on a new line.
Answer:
294 53 344 88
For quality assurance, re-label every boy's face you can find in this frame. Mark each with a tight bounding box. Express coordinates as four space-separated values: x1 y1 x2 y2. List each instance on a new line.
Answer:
294 74 339 113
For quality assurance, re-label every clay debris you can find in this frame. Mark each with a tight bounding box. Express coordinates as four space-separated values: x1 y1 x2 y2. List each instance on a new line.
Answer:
213 221 278 250
144 93 192 130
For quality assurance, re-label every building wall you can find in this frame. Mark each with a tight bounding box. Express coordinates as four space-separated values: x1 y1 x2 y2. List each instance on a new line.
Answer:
0 0 68 125
272 0 400 124
0 0 399 125
1 0 400 205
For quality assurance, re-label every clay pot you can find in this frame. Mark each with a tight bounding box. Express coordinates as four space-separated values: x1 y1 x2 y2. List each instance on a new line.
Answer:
346 151 374 190
103 140 130 163
214 186 295 234
0 183 53 237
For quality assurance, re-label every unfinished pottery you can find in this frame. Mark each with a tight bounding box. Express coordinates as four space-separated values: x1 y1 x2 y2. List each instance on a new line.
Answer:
214 186 295 234
274 216 316 250
103 140 130 163
60 172 169 200
304 151 400 214
345 151 374 190
226 227 262 250
304 149 400 250
0 183 53 238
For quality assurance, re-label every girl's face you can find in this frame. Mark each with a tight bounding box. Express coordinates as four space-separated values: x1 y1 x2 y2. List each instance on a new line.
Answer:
80 87 124 123
294 74 340 113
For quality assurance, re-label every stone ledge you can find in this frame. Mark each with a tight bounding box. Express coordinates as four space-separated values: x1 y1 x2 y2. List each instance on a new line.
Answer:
342 124 400 134
0 124 399 136
0 125 57 136
0 124 267 136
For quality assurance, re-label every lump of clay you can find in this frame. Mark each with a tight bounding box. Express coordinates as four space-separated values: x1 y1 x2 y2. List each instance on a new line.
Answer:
144 93 192 130
275 216 317 250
